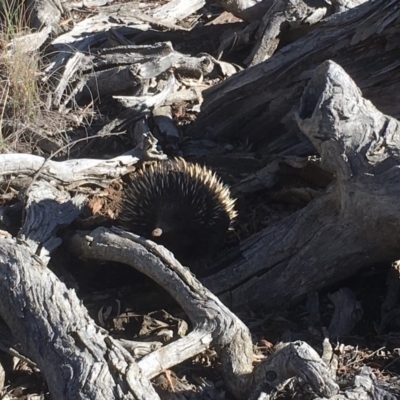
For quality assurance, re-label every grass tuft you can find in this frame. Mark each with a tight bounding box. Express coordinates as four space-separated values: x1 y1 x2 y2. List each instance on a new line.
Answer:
0 0 28 37
0 0 68 154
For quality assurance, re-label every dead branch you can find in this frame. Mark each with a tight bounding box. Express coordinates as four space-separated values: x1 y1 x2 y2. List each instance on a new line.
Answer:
0 132 166 195
68 227 254 398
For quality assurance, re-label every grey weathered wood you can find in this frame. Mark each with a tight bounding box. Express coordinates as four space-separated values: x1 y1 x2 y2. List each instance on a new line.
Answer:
250 341 338 400
0 137 170 398
6 26 52 54
191 0 400 155
151 0 205 23
217 0 366 26
217 0 273 22
243 0 369 66
245 0 332 66
44 15 150 89
62 0 117 10
323 366 397 400
201 60 400 312
99 0 204 25
0 181 160 400
0 132 165 195
68 227 343 399
0 318 35 366
153 105 180 153
327 288 363 339
113 75 176 114
45 0 205 91
5 0 65 54
0 242 159 400
26 0 64 31
0 153 138 191
50 39 229 111
217 0 368 64
331 0 370 13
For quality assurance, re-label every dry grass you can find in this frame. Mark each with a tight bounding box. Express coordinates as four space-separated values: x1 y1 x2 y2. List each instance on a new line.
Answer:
0 0 68 154
0 0 34 148
0 1 39 152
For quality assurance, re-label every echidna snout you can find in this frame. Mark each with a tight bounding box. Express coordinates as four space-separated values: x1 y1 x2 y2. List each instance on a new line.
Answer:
118 158 237 263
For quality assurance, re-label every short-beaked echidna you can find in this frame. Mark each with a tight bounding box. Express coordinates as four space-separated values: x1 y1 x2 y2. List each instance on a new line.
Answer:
118 158 237 263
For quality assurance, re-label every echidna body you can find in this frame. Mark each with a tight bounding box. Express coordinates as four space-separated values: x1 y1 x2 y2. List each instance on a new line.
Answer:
119 158 237 263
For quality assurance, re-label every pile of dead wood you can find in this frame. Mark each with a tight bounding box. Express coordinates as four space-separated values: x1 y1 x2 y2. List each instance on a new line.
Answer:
1 0 400 398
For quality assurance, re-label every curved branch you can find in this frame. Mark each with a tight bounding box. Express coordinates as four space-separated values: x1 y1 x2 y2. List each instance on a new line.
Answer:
69 227 254 399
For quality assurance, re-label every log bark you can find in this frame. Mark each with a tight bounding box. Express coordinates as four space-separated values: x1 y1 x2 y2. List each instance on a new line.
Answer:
190 0 400 156
245 0 332 66
216 0 272 22
25 0 64 31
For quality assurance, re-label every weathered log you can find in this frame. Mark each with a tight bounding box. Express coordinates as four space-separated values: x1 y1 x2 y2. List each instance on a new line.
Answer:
150 0 205 23
241 0 368 66
44 0 205 93
245 0 332 66
327 288 363 339
0 183 159 400
200 59 400 312
0 132 165 197
0 137 162 399
216 0 272 22
191 0 400 156
249 341 338 399
216 0 365 24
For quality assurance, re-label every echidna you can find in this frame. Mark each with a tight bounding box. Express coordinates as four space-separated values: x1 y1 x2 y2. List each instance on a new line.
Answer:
119 158 237 263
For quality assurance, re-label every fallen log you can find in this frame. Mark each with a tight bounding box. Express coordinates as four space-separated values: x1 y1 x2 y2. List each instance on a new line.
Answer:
201 59 400 312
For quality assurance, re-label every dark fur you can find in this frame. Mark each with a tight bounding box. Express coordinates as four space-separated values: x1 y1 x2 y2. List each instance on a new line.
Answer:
118 159 236 264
